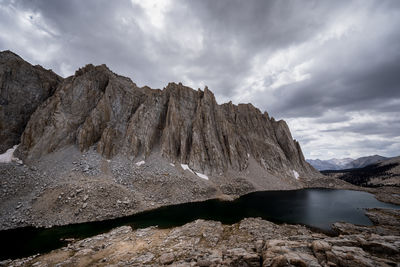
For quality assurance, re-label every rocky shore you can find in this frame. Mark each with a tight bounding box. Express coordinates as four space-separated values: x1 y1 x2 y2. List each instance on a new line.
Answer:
3 208 399 266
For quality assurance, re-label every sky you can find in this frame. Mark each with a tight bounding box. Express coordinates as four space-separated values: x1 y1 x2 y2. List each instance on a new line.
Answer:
0 0 399 160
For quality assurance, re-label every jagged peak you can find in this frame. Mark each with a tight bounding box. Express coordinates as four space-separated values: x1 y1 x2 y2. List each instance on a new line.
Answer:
0 50 62 81
220 100 272 121
74 63 113 77
202 85 216 100
164 82 200 98
273 119 291 133
238 102 257 110
0 52 272 125
165 82 189 89
163 83 270 116
0 50 23 61
140 85 156 92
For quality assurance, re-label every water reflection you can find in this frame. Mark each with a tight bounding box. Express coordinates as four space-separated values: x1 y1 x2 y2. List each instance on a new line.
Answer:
303 189 379 229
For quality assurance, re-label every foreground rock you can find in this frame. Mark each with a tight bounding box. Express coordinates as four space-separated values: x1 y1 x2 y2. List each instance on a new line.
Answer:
0 50 62 154
4 210 400 266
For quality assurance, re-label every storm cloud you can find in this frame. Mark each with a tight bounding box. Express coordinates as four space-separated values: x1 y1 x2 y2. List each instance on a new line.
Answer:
0 0 399 159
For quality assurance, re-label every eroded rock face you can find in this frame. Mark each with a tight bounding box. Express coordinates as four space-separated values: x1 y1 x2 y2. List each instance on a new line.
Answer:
17 64 146 160
16 62 316 178
0 50 62 153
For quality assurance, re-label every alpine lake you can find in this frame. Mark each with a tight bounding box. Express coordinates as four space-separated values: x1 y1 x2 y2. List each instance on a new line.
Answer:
1 188 398 260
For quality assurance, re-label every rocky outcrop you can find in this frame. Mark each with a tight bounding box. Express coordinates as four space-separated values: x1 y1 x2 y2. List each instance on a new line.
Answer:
16 64 143 160
16 60 316 178
0 50 62 153
5 214 400 266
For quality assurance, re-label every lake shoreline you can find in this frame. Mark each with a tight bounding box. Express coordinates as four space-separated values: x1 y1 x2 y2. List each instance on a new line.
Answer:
3 209 400 266
1 188 398 261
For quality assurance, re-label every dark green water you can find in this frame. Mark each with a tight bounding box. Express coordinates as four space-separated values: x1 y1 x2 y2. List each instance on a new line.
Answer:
0 188 398 260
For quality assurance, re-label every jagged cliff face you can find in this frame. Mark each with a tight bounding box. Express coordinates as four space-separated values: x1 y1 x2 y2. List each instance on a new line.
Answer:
16 63 315 177
0 51 62 153
0 52 325 230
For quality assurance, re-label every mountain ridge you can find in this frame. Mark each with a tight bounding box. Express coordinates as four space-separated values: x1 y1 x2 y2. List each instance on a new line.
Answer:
307 155 390 171
14 60 316 177
0 50 330 230
322 156 400 187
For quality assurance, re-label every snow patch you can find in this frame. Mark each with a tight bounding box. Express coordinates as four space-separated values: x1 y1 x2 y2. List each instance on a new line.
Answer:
180 164 209 180
292 170 299 180
247 153 250 158
195 172 209 180
0 145 22 164
135 160 145 166
181 164 194 174
169 163 175 167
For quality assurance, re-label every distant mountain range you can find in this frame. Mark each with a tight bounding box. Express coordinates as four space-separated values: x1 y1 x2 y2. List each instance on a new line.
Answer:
321 156 400 187
307 155 389 171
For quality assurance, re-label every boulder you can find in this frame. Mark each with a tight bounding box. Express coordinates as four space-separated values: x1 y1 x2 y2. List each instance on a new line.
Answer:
159 252 175 265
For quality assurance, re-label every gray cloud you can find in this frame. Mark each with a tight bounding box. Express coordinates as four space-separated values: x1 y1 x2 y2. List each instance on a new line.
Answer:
322 117 400 138
0 0 399 159
270 50 400 118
